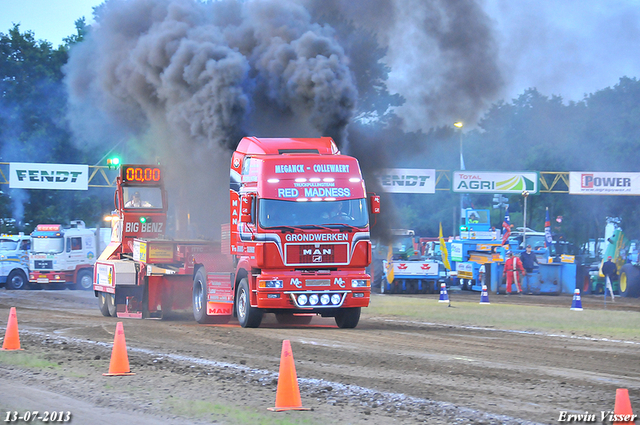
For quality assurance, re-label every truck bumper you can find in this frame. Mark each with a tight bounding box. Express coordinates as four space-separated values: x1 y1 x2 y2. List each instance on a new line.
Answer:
29 271 71 284
253 270 371 310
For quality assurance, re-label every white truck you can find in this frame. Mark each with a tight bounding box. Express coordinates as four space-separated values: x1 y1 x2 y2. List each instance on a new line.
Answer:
0 233 31 290
29 220 110 290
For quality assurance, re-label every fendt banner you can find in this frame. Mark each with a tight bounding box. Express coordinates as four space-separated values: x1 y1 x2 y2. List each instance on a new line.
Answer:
378 168 436 194
452 171 539 194
9 162 89 190
569 172 640 195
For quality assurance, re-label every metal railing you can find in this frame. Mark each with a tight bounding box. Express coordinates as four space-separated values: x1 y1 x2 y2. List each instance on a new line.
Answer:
0 163 573 193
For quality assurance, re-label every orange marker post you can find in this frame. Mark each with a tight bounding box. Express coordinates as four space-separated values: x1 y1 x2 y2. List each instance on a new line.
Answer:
268 340 310 412
613 388 636 425
103 322 135 376
1 307 23 351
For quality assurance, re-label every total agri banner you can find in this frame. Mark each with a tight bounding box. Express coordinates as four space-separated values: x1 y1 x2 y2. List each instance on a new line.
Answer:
9 162 89 190
377 168 436 194
569 172 640 195
452 171 539 194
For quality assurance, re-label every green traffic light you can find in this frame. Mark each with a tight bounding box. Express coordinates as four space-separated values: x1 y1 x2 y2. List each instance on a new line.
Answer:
106 156 121 169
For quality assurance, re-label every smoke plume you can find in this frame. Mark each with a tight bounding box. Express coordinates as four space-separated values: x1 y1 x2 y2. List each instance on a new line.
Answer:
64 0 503 237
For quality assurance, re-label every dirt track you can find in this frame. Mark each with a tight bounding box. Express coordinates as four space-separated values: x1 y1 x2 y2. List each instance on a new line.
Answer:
0 289 639 424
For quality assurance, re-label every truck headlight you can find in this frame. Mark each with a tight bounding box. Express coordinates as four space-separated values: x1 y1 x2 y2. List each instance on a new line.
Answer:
320 294 330 305
259 279 283 288
297 294 308 305
352 279 370 288
331 294 341 305
309 294 319 305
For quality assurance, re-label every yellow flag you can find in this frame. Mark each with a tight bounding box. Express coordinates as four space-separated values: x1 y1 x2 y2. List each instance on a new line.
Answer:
439 223 451 270
386 245 394 284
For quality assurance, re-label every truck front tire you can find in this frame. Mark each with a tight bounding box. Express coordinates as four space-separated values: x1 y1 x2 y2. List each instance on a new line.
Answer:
236 278 262 328
75 270 93 290
6 270 28 290
192 268 230 324
619 264 640 298
98 292 117 317
335 307 361 329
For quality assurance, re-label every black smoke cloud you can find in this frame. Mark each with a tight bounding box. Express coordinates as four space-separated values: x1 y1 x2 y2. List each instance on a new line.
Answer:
65 0 356 150
63 0 503 237
304 0 503 129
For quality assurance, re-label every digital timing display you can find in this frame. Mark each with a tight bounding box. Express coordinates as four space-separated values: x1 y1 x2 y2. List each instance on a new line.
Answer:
122 166 162 185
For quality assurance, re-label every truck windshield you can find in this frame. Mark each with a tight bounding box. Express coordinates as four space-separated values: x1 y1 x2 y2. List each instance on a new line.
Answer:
32 237 64 254
259 199 369 229
123 187 163 209
0 239 18 251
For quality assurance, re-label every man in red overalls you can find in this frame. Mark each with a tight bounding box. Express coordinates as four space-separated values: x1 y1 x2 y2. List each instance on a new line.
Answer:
503 251 524 295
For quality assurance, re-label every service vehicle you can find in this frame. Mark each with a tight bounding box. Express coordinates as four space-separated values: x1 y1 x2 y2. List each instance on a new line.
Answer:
591 225 640 297
93 137 379 328
29 221 110 290
0 233 30 290
446 209 503 291
377 229 446 294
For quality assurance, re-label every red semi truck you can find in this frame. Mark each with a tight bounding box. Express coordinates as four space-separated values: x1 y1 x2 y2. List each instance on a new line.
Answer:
93 137 379 328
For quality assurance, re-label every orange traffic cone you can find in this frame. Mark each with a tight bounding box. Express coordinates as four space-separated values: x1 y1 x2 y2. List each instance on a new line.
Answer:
103 322 135 376
1 307 23 351
268 340 310 412
613 388 636 425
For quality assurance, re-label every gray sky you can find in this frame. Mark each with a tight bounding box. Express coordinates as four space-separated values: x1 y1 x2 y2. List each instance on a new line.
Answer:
483 0 640 102
2 0 640 123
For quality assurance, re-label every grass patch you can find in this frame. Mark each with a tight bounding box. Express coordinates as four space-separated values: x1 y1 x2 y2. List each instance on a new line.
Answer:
0 351 59 369
166 398 317 425
366 295 640 341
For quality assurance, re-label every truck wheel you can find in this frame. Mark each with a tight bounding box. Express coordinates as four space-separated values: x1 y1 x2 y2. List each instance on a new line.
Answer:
619 264 640 297
372 259 383 292
6 270 28 290
236 278 262 328
275 313 313 325
75 270 93 290
192 268 231 324
334 307 361 329
98 292 117 317
98 292 113 317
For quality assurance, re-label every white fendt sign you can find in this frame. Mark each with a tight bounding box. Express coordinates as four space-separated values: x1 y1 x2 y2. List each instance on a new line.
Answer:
378 168 436 194
9 162 89 190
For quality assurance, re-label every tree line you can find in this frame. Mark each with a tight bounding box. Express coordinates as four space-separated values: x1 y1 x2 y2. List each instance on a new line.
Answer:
1 20 639 250
383 81 640 247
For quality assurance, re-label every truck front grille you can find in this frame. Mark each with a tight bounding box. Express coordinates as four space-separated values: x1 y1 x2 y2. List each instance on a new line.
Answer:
285 243 348 265
34 260 53 270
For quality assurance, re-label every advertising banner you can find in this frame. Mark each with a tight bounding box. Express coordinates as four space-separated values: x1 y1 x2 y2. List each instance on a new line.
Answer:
378 168 436 194
9 162 89 190
451 242 463 262
569 172 640 195
453 171 538 194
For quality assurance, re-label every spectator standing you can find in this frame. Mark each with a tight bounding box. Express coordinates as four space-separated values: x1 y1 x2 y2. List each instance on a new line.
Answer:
520 245 539 294
478 264 486 288
503 251 524 295
601 256 617 302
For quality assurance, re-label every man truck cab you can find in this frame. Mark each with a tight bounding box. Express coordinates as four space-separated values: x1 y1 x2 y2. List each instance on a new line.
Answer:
0 234 30 290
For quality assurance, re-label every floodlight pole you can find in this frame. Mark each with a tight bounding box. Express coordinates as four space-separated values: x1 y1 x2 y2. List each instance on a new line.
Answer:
522 191 530 247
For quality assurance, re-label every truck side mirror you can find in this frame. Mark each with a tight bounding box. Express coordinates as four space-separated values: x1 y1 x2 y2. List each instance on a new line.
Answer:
369 194 380 214
241 194 254 223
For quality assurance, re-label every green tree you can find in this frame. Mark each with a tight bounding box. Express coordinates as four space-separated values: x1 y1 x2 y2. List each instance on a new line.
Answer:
0 24 108 231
